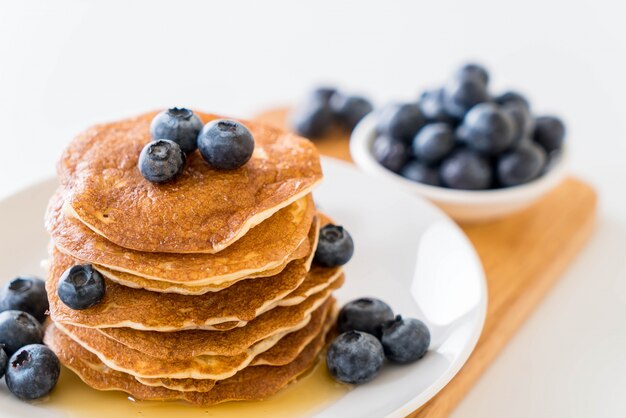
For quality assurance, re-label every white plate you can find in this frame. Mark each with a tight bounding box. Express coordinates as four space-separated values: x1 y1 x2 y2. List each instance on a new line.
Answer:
0 158 487 418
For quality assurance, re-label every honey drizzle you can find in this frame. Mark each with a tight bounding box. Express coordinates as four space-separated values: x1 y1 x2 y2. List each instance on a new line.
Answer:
44 360 349 418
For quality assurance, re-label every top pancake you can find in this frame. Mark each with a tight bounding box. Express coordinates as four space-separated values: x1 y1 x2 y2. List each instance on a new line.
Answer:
59 111 323 253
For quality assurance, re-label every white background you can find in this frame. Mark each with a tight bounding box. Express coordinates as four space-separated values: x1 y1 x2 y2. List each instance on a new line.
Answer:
1 1 625 417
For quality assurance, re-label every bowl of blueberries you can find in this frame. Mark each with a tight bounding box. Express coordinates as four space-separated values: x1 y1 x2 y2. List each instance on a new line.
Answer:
350 63 567 223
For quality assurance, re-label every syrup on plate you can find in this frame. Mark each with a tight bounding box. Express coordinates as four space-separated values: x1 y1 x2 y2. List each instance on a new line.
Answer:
44 360 349 418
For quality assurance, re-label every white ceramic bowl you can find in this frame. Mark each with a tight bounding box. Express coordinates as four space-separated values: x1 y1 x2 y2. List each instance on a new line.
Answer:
350 113 568 223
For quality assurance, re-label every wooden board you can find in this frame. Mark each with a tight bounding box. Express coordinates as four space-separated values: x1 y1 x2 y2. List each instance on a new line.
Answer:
254 108 597 418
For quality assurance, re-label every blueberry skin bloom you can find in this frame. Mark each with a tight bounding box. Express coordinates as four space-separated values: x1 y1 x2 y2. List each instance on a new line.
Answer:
497 142 547 187
198 119 255 170
337 297 394 337
502 102 533 145
400 160 441 186
412 123 456 165
5 344 60 400
381 316 430 364
440 150 492 190
494 91 530 110
0 347 7 379
533 116 565 152
0 310 43 356
326 331 385 384
330 95 373 130
455 62 490 85
291 99 333 138
418 89 456 124
57 264 106 310
314 224 354 267
376 103 426 143
443 74 489 119
138 139 186 183
372 135 409 173
458 103 516 155
0 276 49 323
150 107 203 154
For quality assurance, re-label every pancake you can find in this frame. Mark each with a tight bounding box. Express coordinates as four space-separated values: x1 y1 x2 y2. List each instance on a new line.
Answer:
46 190 316 286
59 111 323 254
94 243 306 294
93 235 310 294
136 305 335 392
99 283 341 359
44 319 330 405
138 377 216 393
54 298 334 379
93 214 334 296
135 377 218 392
46 246 342 331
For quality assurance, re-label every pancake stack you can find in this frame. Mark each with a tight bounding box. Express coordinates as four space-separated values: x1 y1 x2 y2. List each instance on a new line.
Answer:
43 111 343 404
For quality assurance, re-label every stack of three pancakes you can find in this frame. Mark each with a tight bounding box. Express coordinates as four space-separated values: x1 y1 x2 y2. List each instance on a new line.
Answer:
42 112 343 404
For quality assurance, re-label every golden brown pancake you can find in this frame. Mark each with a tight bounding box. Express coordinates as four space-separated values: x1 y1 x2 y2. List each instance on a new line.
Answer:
44 319 330 405
92 213 333 296
249 306 334 367
135 305 335 392
46 190 316 286
138 377 216 393
54 298 334 379
269 264 342 308
99 283 341 359
58 111 323 254
93 244 307 295
46 246 342 331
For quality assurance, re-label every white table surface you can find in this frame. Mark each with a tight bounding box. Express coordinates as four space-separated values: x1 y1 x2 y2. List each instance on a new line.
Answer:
1 1 625 417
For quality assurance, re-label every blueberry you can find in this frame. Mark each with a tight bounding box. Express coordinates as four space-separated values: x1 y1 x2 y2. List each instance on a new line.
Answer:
494 91 530 110
0 347 7 379
291 99 333 138
455 62 490 85
150 107 203 154
372 135 409 173
380 316 430 364
330 95 373 130
0 276 49 323
326 331 384 384
454 124 470 145
57 264 106 310
502 102 533 145
310 86 338 103
440 149 492 190
497 142 547 187
0 310 43 356
457 103 516 155
5 344 60 400
443 68 489 119
198 119 255 170
376 103 426 143
533 116 565 152
138 139 186 183
314 224 354 267
337 297 394 337
418 89 457 124
412 123 456 165
401 160 441 186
